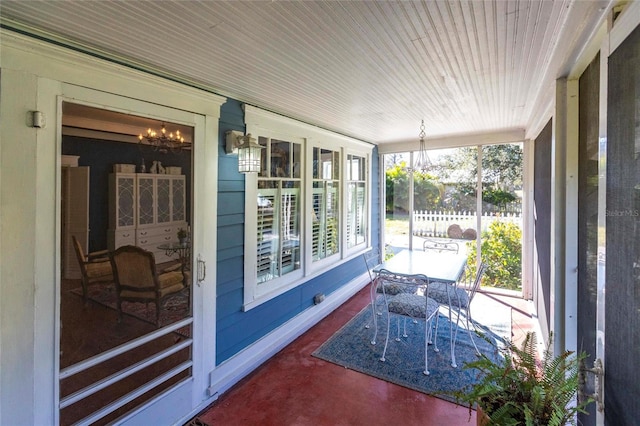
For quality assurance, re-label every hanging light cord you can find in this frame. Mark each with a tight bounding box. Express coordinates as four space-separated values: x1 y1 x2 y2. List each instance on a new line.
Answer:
414 119 430 173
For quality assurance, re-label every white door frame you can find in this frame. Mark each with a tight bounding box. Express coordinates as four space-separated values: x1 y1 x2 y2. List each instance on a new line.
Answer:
57 84 216 425
0 31 223 424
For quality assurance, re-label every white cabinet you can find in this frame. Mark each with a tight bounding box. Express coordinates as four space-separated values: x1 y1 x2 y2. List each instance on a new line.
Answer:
108 172 187 263
109 173 137 230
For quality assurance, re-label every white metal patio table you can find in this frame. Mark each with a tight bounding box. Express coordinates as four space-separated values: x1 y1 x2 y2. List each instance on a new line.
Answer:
371 249 468 367
373 250 467 282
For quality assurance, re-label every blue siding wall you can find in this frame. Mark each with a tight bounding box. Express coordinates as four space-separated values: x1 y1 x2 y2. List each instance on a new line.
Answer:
216 100 380 364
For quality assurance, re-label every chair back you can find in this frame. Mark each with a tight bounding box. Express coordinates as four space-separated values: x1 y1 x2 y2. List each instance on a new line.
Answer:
363 248 381 282
376 269 430 297
72 235 87 264
467 261 487 304
377 269 440 323
423 239 459 254
110 245 158 294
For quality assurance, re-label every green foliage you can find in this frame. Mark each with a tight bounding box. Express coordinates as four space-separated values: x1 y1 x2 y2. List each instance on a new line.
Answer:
483 189 517 208
468 221 522 290
455 332 591 426
436 144 523 189
435 144 523 212
385 162 409 213
385 162 442 213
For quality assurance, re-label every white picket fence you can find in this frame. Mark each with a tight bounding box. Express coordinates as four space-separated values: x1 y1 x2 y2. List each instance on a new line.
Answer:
412 210 522 238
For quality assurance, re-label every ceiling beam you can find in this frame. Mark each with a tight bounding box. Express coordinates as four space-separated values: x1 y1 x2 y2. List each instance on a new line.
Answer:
377 128 526 154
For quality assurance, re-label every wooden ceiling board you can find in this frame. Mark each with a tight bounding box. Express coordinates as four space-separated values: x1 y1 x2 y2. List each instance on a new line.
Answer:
0 0 612 147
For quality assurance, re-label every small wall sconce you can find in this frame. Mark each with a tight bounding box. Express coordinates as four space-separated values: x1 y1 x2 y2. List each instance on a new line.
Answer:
225 130 264 173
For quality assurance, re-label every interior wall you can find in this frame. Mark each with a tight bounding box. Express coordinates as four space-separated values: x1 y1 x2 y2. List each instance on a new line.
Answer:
62 136 192 252
533 119 553 343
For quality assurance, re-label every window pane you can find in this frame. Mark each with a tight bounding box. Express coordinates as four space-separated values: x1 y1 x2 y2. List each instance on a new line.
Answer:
384 153 411 253
347 181 366 248
479 143 523 291
256 180 301 283
258 136 268 177
292 143 301 179
312 155 340 262
346 154 366 249
271 140 291 178
348 155 365 181
313 148 340 261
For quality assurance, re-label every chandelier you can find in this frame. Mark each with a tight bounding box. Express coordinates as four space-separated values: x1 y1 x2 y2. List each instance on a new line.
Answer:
138 123 190 154
412 119 431 173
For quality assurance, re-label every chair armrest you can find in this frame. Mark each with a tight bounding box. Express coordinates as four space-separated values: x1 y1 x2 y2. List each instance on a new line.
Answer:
87 249 109 260
162 263 182 273
86 257 111 264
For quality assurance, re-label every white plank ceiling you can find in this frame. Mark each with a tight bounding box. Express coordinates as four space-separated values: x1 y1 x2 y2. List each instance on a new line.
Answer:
0 0 613 148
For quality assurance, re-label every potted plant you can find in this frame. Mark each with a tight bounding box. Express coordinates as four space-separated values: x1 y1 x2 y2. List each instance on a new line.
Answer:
177 228 188 245
455 332 591 425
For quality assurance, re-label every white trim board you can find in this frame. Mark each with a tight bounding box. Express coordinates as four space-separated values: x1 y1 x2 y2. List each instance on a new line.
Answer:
205 272 370 401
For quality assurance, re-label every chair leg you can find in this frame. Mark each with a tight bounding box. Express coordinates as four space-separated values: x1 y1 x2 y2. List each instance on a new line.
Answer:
117 299 123 323
395 317 402 341
446 292 458 368
368 284 379 345
465 306 481 356
380 312 392 362
431 313 440 353
424 316 435 375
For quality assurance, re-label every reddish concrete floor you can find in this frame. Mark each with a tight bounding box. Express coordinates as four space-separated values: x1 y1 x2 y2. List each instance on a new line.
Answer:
191 286 537 426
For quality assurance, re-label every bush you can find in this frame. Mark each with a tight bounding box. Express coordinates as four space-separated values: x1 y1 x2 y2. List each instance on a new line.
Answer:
385 162 442 213
467 221 522 290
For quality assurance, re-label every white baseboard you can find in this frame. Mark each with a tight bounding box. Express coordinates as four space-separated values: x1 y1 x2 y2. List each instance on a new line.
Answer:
202 272 370 406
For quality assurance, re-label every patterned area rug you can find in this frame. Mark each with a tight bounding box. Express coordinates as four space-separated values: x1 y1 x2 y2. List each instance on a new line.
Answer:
312 297 510 404
71 282 191 333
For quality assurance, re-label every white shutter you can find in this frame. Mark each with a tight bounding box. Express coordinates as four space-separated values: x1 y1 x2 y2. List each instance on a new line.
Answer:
257 192 276 283
312 188 325 260
279 188 299 274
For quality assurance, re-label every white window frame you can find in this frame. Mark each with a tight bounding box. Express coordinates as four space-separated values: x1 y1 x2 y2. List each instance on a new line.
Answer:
305 140 344 273
243 106 373 310
343 149 371 257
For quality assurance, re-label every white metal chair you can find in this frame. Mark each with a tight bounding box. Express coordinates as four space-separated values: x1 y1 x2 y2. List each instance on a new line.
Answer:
429 261 487 367
363 248 382 340
377 269 440 375
423 238 459 253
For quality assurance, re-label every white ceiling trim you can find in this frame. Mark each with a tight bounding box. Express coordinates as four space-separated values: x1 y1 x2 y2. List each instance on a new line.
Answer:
377 128 526 154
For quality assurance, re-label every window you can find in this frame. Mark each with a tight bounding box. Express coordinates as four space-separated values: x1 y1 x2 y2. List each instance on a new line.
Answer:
312 148 340 261
243 105 372 309
346 154 367 249
256 138 302 284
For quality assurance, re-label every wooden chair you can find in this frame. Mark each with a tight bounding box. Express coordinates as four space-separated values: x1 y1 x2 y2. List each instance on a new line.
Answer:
109 245 185 326
72 235 113 302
